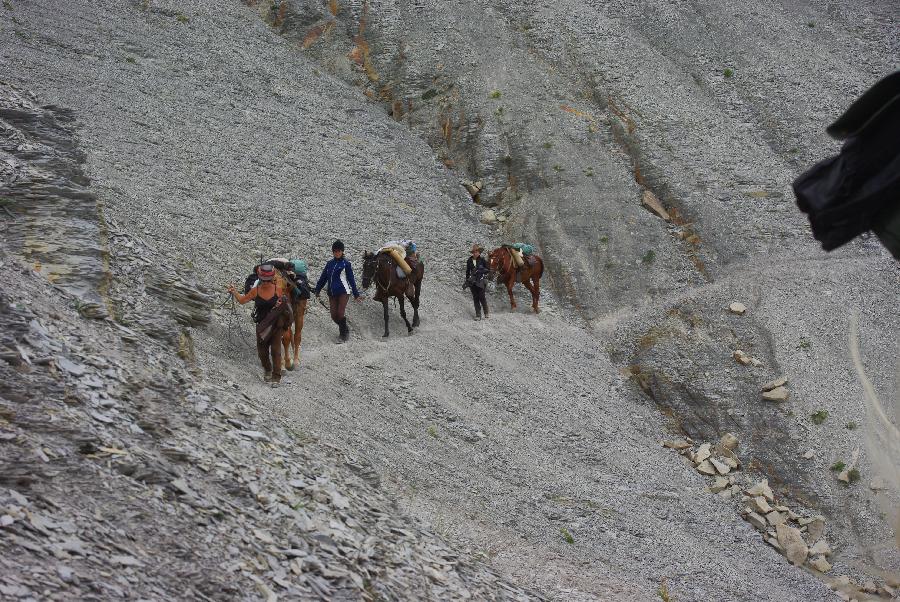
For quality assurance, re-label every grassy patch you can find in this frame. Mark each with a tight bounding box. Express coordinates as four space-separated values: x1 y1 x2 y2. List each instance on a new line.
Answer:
642 249 656 265
489 90 502 99
584 167 594 177
830 461 845 472
845 421 857 430
658 579 673 602
560 527 574 544
599 235 608 244
176 13 189 23
797 338 811 349
421 88 438 101
427 425 438 439
811 410 829 425
552 164 563 172
125 56 136 64
847 468 860 483
723 68 734 78
807 21 816 28
542 141 553 149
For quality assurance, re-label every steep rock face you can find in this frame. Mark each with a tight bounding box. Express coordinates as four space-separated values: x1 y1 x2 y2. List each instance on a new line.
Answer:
263 0 898 314
0 88 111 319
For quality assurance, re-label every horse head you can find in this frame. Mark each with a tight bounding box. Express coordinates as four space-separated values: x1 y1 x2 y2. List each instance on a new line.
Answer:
361 250 377 289
488 248 506 278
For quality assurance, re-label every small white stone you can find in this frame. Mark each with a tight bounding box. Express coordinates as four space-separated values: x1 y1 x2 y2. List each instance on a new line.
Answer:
809 556 832 573
746 479 774 502
762 386 789 402
761 376 788 391
696 460 717 476
728 302 747 315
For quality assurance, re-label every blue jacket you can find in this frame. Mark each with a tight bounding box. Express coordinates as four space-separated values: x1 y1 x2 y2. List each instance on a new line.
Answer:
314 258 360 298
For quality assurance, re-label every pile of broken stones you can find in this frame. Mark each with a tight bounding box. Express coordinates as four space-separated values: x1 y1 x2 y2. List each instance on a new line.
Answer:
663 434 897 601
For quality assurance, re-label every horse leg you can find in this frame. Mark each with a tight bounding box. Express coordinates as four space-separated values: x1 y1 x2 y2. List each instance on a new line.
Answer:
282 326 293 371
293 299 307 366
411 278 421 327
523 277 539 313
382 299 390 338
506 277 517 310
398 296 413 334
531 276 541 313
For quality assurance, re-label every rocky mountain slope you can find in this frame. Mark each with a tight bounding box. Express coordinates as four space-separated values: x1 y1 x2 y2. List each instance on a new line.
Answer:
1 0 898 600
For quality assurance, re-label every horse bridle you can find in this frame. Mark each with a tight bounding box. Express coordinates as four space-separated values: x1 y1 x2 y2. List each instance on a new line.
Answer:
490 247 514 280
363 253 394 296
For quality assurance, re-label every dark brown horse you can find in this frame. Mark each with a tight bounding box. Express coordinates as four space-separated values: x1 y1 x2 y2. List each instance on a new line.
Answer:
361 251 424 337
488 247 544 313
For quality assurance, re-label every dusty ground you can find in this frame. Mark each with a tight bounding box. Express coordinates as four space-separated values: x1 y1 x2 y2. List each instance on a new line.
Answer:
1 0 897 600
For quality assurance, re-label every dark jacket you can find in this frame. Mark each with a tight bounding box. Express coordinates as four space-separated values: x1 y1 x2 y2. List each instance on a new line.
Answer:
465 256 489 285
793 71 900 254
314 258 360 298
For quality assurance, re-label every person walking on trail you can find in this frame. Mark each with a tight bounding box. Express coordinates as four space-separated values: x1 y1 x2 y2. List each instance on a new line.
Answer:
464 244 490 320
227 264 292 383
314 240 362 342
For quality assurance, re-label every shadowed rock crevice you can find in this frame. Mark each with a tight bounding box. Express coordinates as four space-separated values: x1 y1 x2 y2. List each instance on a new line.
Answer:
0 83 211 344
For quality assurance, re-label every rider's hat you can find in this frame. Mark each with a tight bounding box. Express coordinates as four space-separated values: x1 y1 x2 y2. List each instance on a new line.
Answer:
258 264 275 281
471 244 484 253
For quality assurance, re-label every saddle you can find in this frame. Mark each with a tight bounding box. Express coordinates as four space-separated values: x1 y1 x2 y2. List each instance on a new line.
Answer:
378 245 413 277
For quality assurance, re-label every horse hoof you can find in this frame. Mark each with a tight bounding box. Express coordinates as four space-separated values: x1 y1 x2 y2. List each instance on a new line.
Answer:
382 333 389 338
286 363 295 371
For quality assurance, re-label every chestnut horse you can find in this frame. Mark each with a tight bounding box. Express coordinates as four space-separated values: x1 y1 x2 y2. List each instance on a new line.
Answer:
272 270 307 371
488 247 544 313
361 251 424 337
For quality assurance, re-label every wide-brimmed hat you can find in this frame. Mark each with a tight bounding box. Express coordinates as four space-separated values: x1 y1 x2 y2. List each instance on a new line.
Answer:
471 244 484 253
258 264 275 281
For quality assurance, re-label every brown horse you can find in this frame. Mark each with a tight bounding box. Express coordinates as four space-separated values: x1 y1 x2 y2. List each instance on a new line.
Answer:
361 251 424 337
488 247 544 313
272 270 307 370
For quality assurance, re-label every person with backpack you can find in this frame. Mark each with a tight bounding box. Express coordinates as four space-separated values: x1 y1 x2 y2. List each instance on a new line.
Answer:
464 244 490 320
314 240 362 342
228 264 292 383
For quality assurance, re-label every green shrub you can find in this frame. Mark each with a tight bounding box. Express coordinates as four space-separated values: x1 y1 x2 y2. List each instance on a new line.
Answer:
811 410 828 425
723 68 734 78
489 90 502 99
560 528 574 544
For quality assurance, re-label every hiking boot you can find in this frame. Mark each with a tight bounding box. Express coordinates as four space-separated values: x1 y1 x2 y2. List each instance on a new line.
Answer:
338 319 349 342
